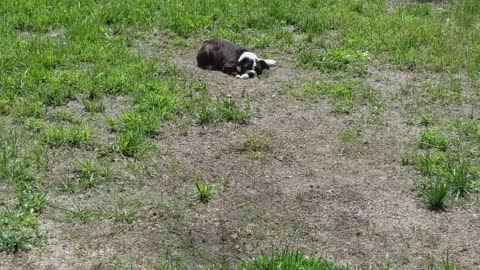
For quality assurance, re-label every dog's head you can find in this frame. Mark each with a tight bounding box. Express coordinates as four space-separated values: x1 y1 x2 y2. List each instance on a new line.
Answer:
237 52 272 78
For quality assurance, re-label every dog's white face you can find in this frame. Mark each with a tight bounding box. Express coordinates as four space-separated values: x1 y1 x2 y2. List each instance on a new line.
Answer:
235 52 277 79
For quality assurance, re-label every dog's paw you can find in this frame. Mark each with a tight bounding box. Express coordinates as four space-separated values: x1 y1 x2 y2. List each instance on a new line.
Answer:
236 74 250 79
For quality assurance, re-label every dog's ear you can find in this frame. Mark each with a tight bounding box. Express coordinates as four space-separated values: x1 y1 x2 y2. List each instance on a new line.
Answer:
259 59 270 70
238 57 249 66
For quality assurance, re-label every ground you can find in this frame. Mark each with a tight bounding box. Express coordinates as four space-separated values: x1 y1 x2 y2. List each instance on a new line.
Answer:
1 0 480 269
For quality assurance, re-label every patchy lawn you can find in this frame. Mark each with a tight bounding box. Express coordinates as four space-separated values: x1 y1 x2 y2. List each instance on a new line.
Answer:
1 0 479 269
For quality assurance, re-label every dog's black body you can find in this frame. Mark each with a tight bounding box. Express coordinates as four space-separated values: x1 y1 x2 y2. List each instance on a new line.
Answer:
197 39 246 75
196 39 276 79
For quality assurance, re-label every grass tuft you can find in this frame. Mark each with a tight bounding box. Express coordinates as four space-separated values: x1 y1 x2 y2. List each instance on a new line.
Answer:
217 99 251 124
195 182 214 203
421 179 449 211
240 250 348 270
74 159 110 190
66 204 98 225
116 130 152 158
84 99 105 113
0 231 36 253
42 125 93 147
112 207 137 224
443 158 474 198
243 131 272 160
417 130 449 151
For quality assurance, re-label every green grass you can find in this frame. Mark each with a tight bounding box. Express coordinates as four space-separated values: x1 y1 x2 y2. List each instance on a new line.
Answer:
65 204 99 225
298 48 368 75
417 130 449 152
406 117 480 210
8 100 45 119
149 249 459 270
217 99 251 124
443 159 474 198
1 0 479 265
23 117 44 132
291 81 383 113
425 257 458 270
240 250 348 270
58 180 76 194
74 159 110 190
410 152 447 176
417 79 463 105
407 150 479 210
41 125 93 147
112 207 137 224
419 113 438 127
115 129 153 158
84 99 105 113
195 182 214 203
243 131 272 160
0 231 40 253
340 129 362 144
194 95 252 125
48 108 80 124
150 250 349 270
0 132 45 253
420 179 449 211
159 0 480 80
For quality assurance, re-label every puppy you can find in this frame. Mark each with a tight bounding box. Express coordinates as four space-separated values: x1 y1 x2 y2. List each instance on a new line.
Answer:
196 39 276 79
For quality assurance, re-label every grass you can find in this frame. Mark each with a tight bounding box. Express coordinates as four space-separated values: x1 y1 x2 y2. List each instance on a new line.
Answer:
23 117 44 132
340 129 363 144
407 119 480 210
66 204 99 225
194 95 252 125
217 99 251 124
420 113 438 127
0 209 44 253
410 152 446 176
443 159 474 198
160 0 480 81
48 108 80 124
84 99 105 113
74 159 110 190
41 125 93 147
290 81 383 113
112 207 137 224
298 48 368 76
240 250 348 270
0 0 479 267
407 150 479 210
406 114 480 210
115 129 153 158
418 79 463 105
0 132 45 253
243 131 272 160
420 179 449 211
425 256 458 270
149 250 459 270
417 130 449 152
58 180 76 194
0 231 39 253
195 182 214 203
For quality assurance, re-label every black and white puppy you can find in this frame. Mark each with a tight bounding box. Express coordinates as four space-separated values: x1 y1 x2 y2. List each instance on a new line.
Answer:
196 39 276 79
